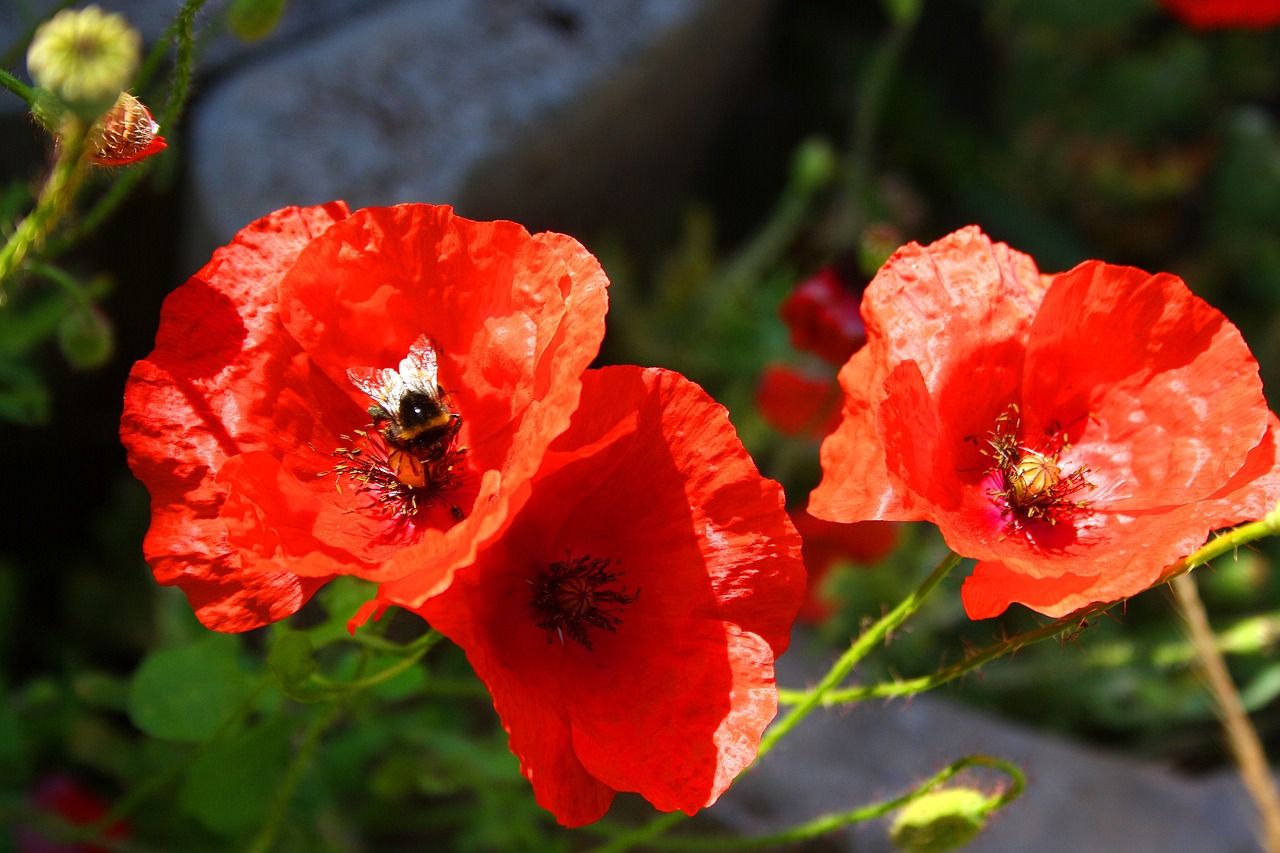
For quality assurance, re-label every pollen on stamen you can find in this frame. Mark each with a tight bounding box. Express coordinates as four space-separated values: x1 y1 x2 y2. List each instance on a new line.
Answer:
325 428 467 520
973 405 1095 532
530 553 639 650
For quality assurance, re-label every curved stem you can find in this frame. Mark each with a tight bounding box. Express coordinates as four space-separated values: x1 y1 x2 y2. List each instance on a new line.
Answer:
759 549 962 758
592 755 1022 853
0 127 90 302
27 260 95 320
45 0 209 257
245 700 344 853
798 508 1280 707
0 68 34 104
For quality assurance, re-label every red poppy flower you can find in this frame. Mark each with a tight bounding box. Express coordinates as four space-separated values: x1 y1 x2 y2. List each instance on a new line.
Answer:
364 366 804 826
809 226 1280 619
121 203 608 632
16 775 128 853
755 363 844 438
791 508 899 623
1160 0 1280 29
779 265 867 367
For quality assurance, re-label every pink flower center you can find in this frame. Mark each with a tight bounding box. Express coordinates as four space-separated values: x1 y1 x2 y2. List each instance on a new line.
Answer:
530 554 638 650
976 406 1094 531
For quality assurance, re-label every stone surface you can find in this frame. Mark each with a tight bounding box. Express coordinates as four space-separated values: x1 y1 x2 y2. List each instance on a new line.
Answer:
184 0 771 261
710 629 1264 852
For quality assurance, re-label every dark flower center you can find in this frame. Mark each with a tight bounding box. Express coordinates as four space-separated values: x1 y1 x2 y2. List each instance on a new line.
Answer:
530 554 638 650
976 405 1094 530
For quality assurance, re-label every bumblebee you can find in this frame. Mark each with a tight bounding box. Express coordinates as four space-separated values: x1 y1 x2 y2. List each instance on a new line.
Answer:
347 335 462 464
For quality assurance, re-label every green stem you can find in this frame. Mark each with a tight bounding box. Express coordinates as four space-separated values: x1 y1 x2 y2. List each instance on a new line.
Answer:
310 632 440 693
759 549 962 758
840 0 921 230
0 125 90 302
795 508 1280 707
245 701 344 853
590 755 1022 853
587 813 686 853
28 259 95 320
0 68 34 104
45 0 209 257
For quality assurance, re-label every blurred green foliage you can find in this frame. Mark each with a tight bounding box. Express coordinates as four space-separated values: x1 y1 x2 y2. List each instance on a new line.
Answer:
3 0 1280 849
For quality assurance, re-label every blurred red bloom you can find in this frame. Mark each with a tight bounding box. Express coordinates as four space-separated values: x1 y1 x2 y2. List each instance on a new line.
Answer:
791 508 899 623
809 226 1280 619
755 363 843 438
15 775 128 853
779 264 866 367
1161 0 1280 29
121 203 608 632
366 366 804 826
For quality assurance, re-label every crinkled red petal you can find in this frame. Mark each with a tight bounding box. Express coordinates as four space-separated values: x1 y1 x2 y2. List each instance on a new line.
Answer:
406 365 803 825
1023 261 1267 510
277 205 608 486
810 226 1046 524
121 202 351 632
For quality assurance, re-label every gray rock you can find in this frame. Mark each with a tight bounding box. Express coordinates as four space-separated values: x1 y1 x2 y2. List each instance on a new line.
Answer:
185 0 771 262
710 629 1263 852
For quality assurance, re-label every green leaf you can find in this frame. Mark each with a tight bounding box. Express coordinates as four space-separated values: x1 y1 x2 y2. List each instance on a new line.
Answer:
227 0 288 41
127 635 257 742
1241 663 1280 713
179 718 292 836
267 630 325 703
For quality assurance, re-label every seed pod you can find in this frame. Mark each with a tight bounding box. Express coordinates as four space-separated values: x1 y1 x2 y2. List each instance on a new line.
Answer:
89 92 166 167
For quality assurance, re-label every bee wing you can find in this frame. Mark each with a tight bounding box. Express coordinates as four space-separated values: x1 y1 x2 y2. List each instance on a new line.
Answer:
401 335 442 390
347 366 403 411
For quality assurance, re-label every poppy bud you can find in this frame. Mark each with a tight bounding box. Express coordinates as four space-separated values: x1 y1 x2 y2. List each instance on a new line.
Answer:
58 304 114 370
27 6 141 122
889 787 994 853
89 92 166 167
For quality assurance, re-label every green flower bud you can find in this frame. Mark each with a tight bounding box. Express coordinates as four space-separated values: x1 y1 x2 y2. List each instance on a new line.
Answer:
889 787 994 853
27 6 141 122
789 137 838 196
58 304 114 370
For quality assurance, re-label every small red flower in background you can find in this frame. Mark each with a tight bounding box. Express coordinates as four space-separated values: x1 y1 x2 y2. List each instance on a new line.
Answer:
791 508 899 623
809 226 1280 620
15 775 128 852
364 366 804 827
121 203 608 632
779 263 866 367
758 262 869 437
755 364 844 437
1160 0 1280 29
